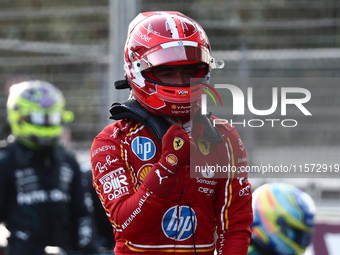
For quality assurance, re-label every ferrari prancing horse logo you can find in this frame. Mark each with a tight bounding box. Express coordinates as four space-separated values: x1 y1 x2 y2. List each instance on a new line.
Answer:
173 137 184 150
197 137 210 156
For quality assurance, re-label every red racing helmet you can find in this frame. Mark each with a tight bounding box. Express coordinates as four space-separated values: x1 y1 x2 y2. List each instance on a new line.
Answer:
124 11 224 118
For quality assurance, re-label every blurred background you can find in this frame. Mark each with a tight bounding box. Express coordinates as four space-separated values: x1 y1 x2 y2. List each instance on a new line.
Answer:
0 0 339 254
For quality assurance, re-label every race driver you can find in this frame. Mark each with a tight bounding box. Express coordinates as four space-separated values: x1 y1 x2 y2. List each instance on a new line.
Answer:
91 11 253 255
0 80 98 255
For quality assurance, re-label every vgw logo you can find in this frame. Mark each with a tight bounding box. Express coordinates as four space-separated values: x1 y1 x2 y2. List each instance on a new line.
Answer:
161 205 197 241
132 136 156 161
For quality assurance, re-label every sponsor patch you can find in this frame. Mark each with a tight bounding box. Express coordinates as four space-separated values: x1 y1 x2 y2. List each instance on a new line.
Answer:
98 168 125 184
239 185 251 196
102 175 128 194
196 177 217 185
102 173 130 200
136 30 152 42
178 90 189 97
121 137 130 145
171 110 190 115
197 136 210 156
132 136 156 161
238 157 247 163
17 189 70 205
121 192 150 229
173 137 184 150
95 155 119 173
198 186 215 196
166 154 178 166
137 164 153 181
238 138 245 151
108 186 129 200
110 127 119 138
155 169 168 184
237 177 248 186
162 205 197 241
91 145 116 157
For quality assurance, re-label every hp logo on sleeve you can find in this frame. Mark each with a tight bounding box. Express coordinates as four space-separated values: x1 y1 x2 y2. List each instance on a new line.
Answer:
161 205 197 241
131 136 156 161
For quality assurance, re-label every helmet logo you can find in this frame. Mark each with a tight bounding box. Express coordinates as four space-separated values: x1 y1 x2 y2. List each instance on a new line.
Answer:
178 90 189 97
199 30 204 41
136 30 152 42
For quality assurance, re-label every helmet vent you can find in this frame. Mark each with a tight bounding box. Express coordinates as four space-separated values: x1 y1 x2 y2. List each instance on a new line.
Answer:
162 89 175 94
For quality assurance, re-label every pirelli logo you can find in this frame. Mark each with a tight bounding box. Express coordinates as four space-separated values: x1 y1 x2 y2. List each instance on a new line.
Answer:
99 167 125 184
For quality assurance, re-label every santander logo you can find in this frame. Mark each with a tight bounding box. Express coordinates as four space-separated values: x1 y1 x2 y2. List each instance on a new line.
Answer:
136 30 152 42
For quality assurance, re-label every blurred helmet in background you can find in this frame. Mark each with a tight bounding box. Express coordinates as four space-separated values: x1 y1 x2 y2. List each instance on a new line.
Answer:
123 11 224 118
251 182 315 255
6 80 74 150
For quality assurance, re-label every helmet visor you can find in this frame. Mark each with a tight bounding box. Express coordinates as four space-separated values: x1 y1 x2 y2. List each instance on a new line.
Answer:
133 43 224 72
23 110 75 126
285 227 313 248
278 219 313 248
27 111 62 126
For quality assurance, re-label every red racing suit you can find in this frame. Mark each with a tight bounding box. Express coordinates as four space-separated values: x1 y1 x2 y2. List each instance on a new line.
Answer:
91 116 253 255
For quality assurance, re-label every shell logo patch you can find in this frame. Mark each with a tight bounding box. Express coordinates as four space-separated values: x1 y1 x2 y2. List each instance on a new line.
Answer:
166 154 178 166
173 137 184 150
197 137 210 156
137 163 153 181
